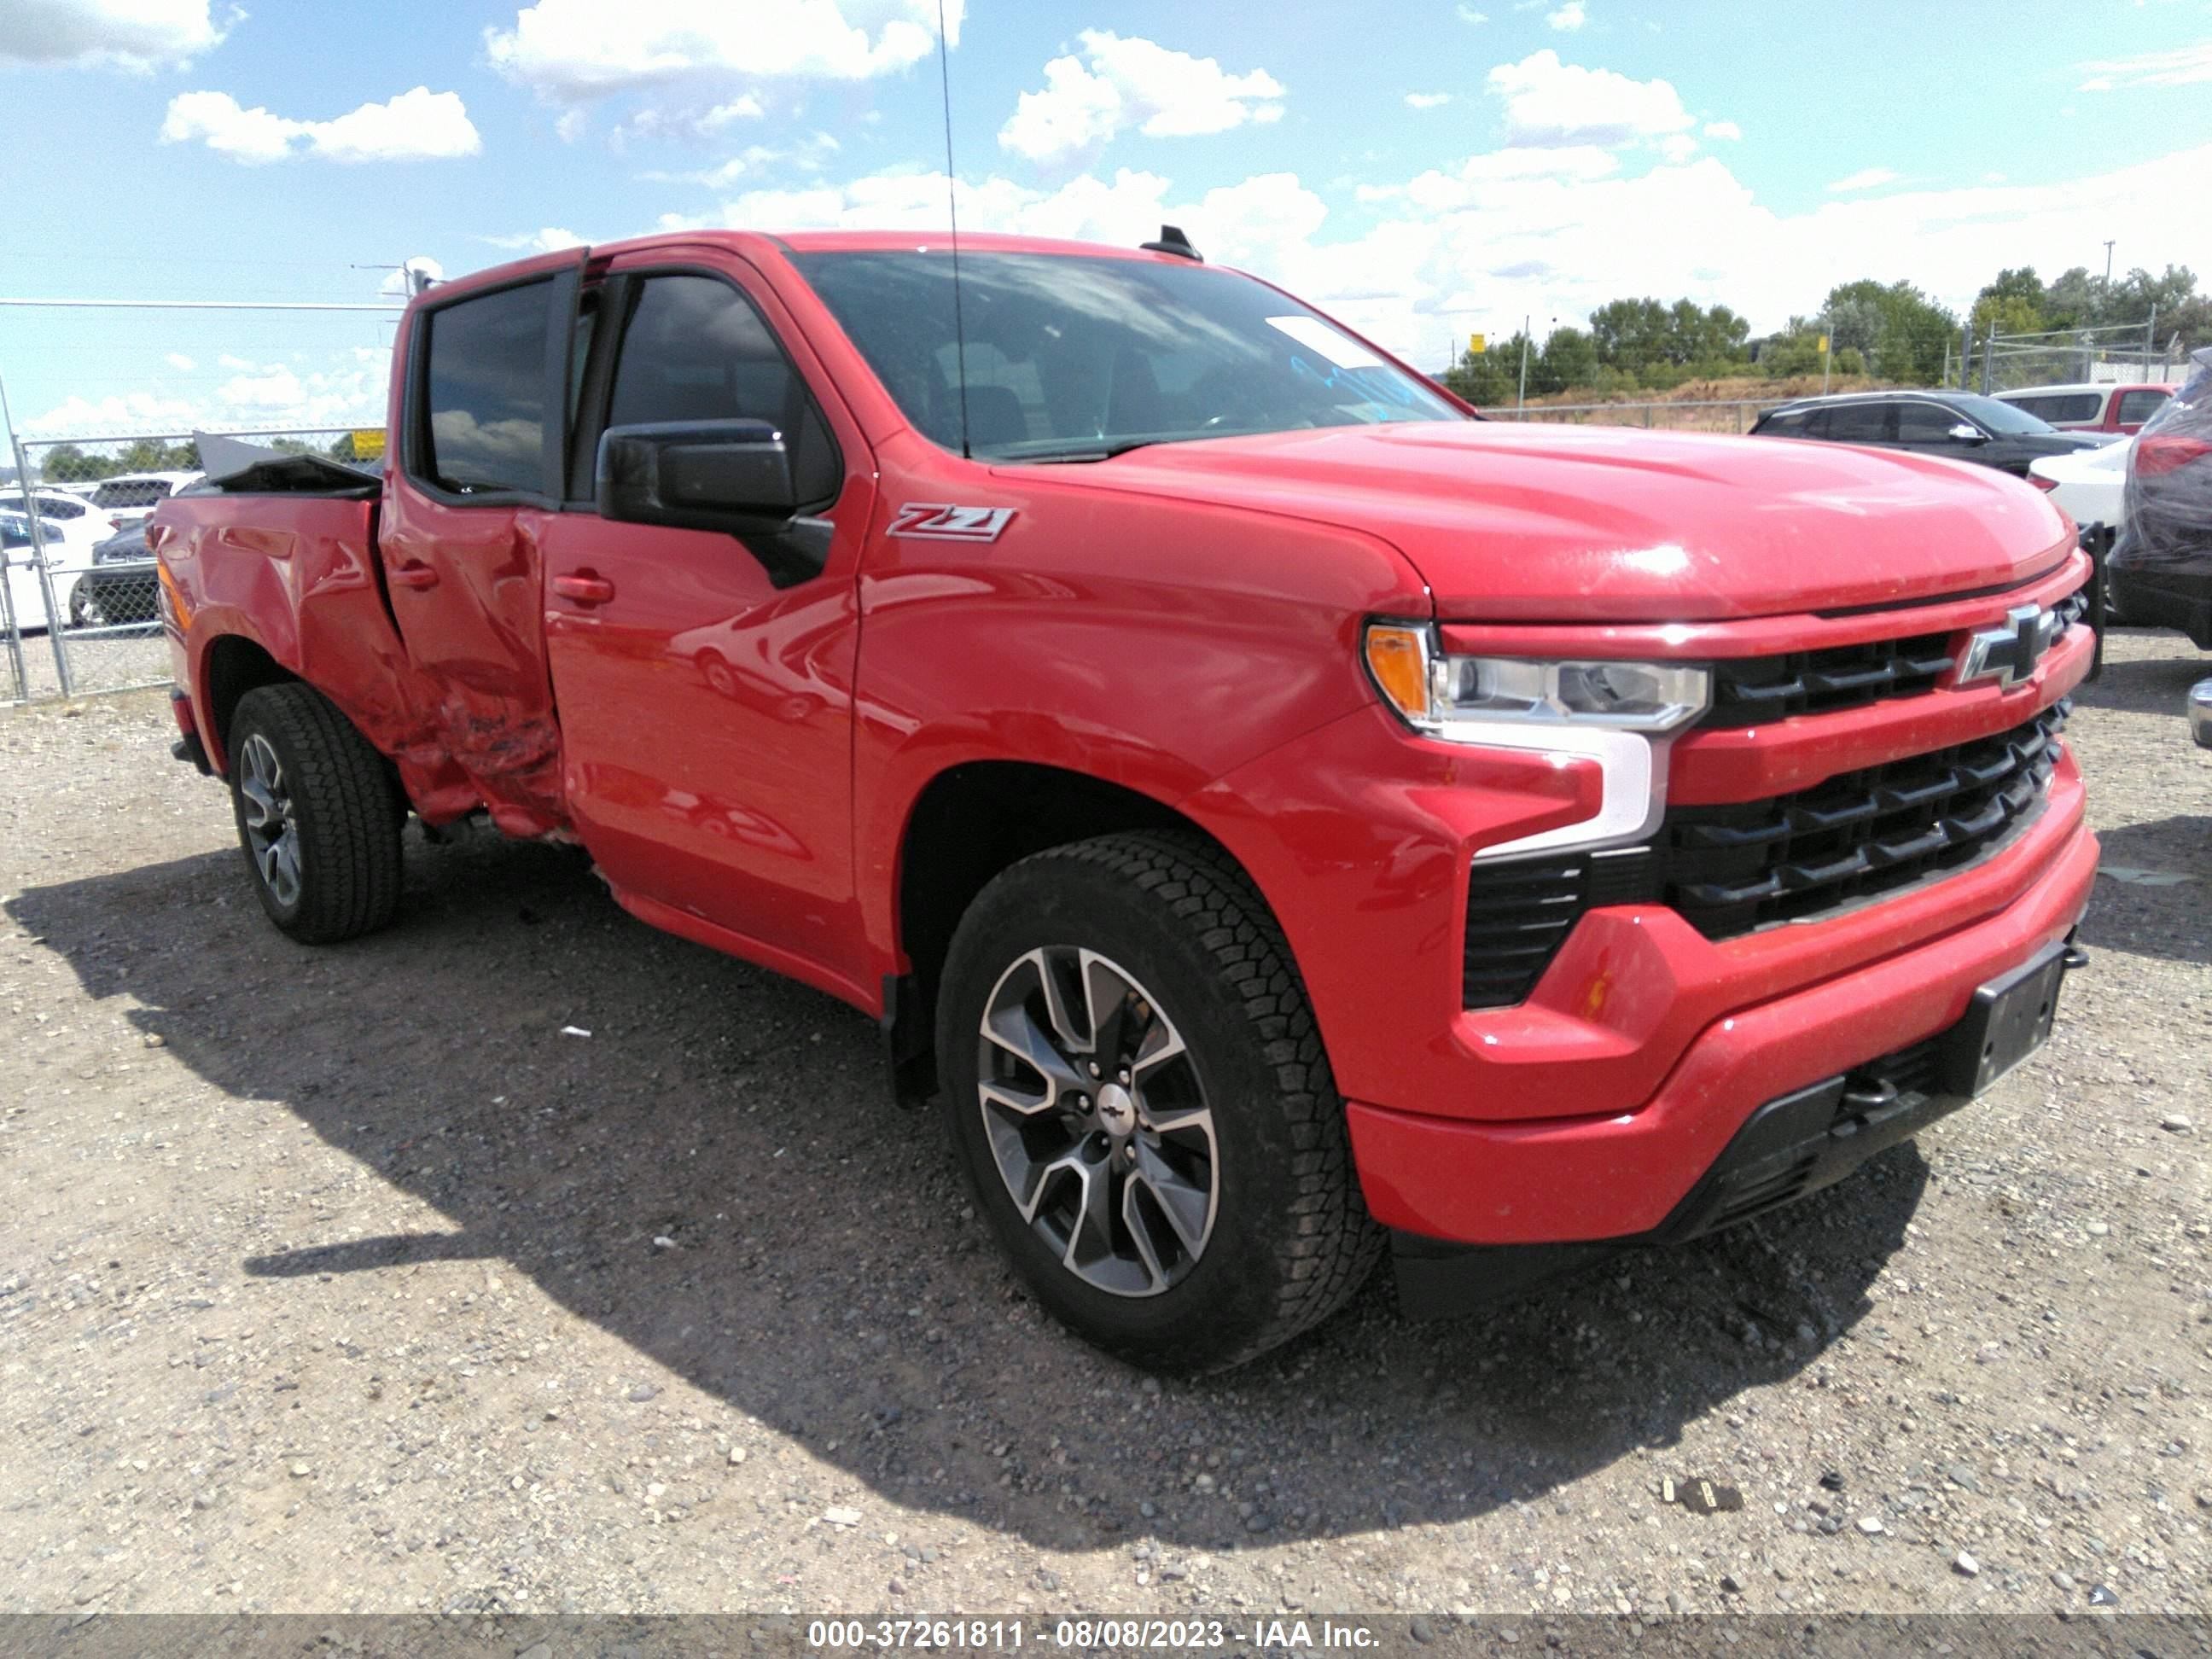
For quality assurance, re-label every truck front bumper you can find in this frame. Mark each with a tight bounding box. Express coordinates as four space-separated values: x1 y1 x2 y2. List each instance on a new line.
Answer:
1346 803 2098 1274
1388 933 2088 1318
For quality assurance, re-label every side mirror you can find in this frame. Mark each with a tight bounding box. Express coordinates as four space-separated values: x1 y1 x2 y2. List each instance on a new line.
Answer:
596 419 797 538
1947 422 1988 444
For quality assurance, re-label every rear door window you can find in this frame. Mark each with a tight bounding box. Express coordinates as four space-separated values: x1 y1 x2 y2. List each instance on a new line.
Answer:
2116 388 2169 426
90 479 171 509
1757 409 1812 436
1897 402 1968 443
418 280 554 498
1825 402 1894 442
602 272 842 513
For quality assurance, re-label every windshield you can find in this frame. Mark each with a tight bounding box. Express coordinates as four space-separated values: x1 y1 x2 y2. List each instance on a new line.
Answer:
1947 393 2056 436
789 251 1467 461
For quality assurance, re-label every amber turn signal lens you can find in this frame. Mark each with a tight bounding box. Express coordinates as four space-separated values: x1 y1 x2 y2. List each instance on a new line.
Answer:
1364 625 1431 724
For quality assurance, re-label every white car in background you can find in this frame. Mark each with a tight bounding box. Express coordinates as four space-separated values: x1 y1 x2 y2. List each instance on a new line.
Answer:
2 509 76 633
2029 437 2131 533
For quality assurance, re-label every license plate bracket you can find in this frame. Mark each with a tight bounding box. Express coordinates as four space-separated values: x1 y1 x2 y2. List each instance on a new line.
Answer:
1938 940 2071 1097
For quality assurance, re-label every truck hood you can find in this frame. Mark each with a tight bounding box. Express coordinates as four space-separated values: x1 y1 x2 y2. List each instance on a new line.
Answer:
1039 422 2073 621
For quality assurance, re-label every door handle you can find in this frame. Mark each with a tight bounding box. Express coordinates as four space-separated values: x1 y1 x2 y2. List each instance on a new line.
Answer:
389 562 439 591
552 572 616 605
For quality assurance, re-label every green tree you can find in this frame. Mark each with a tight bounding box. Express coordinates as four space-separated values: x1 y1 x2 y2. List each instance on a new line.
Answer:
38 443 116 482
1533 325 1598 394
1822 278 1956 385
1439 334 1525 405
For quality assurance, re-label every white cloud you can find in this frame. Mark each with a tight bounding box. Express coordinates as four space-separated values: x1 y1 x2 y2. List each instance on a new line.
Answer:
1456 4 1487 20
2075 39 2212 90
485 0 958 99
682 141 2212 378
1702 119 1741 140
1657 133 1699 163
1545 1 1587 30
998 32 1284 163
23 351 391 439
1486 49 1693 148
160 86 481 164
1404 91 1452 109
483 228 586 253
0 0 228 71
163 352 196 372
1825 165 1899 194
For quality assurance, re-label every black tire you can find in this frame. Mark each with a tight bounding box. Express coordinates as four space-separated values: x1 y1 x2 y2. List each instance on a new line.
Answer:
937 830 1382 1371
227 684 404 943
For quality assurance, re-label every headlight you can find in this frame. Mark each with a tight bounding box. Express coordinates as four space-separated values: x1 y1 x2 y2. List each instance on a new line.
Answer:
1364 621 1710 863
1364 623 1710 735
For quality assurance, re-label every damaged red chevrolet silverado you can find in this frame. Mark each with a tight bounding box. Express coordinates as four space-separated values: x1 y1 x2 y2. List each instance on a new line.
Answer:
150 230 2098 1370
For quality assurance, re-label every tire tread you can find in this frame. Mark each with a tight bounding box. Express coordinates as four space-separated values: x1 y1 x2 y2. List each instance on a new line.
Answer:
230 684 403 943
1012 830 1383 1368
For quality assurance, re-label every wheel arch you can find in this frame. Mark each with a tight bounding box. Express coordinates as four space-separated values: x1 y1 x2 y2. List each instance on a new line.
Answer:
884 760 1258 1107
199 632 300 773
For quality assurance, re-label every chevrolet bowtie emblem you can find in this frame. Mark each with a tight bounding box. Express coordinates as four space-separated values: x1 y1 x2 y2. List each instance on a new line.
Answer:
1956 602 2060 688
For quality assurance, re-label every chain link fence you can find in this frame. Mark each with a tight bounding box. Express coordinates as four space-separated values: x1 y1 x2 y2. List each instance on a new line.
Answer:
1472 397 1784 433
4 426 362 704
1968 324 2194 396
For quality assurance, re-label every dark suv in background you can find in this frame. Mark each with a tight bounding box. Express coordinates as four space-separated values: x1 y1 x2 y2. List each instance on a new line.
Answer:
1750 391 2111 477
2110 347 2212 649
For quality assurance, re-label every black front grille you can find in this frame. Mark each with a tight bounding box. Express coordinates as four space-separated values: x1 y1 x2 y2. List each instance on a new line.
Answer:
1662 703 2064 937
1700 583 2087 728
1459 706 2066 1006
1705 632 1955 725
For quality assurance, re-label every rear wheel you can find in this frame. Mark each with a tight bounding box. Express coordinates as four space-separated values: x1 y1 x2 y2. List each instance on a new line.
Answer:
937 831 1381 1371
227 684 404 943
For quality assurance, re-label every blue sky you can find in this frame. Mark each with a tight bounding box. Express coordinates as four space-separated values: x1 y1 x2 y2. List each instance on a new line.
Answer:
3 0 2209 439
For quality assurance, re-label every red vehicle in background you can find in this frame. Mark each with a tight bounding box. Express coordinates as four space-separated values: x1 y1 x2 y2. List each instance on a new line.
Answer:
150 229 2097 1370
1996 381 2174 435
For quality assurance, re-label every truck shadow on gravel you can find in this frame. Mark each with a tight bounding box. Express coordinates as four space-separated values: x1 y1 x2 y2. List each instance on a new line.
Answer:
11 831 1924 1554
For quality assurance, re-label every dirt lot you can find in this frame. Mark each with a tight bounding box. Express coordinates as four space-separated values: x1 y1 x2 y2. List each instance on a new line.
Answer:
0 632 2206 1621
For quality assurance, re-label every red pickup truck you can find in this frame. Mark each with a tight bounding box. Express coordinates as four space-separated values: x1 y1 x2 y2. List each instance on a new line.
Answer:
151 229 2098 1370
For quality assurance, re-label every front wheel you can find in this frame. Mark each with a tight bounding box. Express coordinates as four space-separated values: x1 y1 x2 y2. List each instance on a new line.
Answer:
227 684 404 943
937 831 1381 1371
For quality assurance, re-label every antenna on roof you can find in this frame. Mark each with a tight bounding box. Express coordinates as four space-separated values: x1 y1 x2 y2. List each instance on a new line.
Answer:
934 0 972 461
1141 224 1202 262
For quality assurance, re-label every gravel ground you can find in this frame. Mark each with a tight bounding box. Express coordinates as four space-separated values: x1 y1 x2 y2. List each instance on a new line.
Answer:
0 629 2205 1621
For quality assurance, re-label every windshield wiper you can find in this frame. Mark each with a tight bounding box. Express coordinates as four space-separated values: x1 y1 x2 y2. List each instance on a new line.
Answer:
1009 438 1172 464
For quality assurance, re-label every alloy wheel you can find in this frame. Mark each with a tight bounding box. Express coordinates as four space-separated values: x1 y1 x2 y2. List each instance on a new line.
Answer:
975 946 1219 1296
238 732 302 909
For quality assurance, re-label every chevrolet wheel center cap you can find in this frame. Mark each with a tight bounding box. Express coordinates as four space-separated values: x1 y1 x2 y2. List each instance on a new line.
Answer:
1096 1082 1137 1134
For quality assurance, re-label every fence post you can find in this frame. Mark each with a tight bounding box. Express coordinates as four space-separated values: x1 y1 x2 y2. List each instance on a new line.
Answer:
10 439 73 697
0 503 23 701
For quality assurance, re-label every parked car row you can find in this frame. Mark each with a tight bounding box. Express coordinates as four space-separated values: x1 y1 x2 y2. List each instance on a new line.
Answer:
2 505 163 635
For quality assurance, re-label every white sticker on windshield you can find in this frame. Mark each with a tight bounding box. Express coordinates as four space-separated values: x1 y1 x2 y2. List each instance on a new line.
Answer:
1264 315 1384 370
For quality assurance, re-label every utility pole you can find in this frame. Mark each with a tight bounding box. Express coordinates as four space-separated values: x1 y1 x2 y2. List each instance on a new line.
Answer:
2102 241 2115 284
1820 315 1832 394
1516 313 1530 419
2145 303 2157 373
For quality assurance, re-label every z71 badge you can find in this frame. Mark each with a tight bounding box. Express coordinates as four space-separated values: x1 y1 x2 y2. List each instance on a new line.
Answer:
888 503 1016 542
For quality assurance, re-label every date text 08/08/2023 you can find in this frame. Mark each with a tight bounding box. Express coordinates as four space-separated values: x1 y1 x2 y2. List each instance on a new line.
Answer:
806 1619 1384 1649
